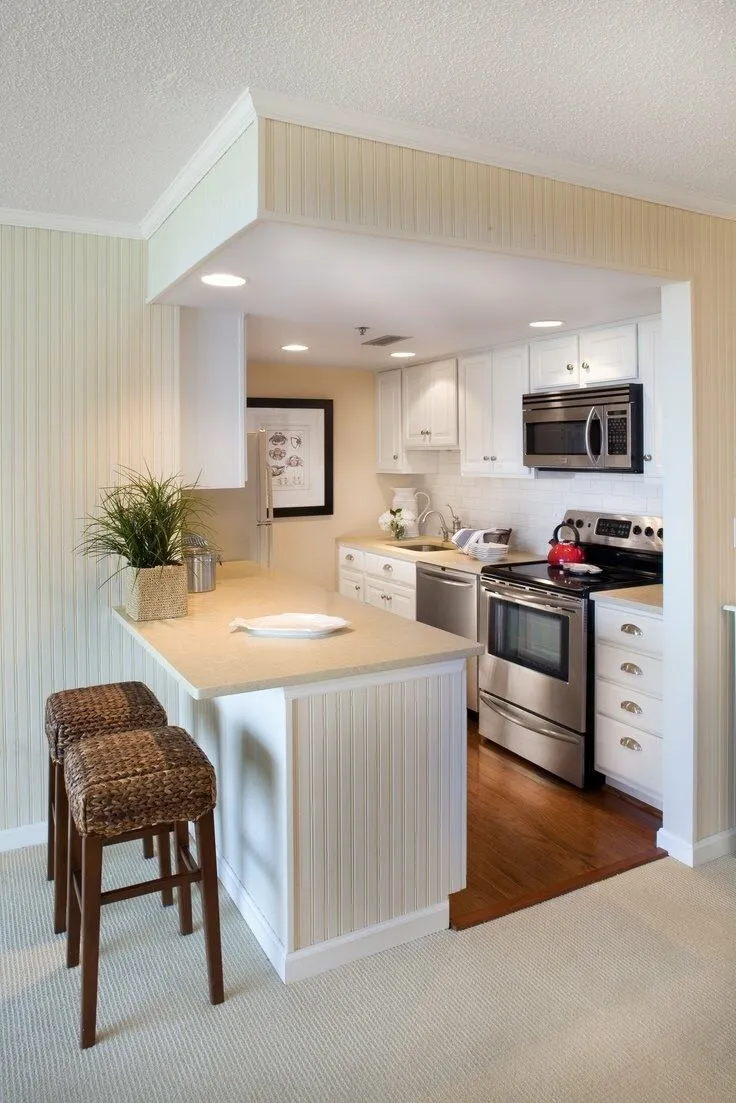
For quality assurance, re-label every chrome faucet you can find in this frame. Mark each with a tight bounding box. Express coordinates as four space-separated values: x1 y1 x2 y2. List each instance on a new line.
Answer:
421 509 451 542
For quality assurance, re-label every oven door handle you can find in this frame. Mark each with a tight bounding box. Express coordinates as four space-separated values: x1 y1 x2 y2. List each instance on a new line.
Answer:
479 691 581 745
482 587 580 617
584 405 601 466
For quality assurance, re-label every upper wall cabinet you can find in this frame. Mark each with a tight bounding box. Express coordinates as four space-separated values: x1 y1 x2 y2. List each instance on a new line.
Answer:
402 358 459 448
375 369 438 474
459 346 534 478
637 316 663 478
530 323 638 391
180 308 246 488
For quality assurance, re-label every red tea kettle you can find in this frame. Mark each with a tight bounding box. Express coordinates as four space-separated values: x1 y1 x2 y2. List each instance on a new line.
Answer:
547 523 586 566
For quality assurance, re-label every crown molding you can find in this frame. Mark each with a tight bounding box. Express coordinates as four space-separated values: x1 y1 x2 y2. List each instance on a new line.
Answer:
139 88 258 239
248 88 736 222
0 206 142 238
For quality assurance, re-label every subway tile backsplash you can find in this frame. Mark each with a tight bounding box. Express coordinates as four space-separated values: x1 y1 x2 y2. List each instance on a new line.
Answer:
407 453 662 554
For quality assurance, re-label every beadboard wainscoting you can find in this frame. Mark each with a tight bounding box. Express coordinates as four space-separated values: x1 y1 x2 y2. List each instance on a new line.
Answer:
414 455 664 555
0 226 181 836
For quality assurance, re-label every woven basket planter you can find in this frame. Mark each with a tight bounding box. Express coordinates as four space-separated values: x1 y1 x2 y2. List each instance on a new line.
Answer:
125 564 188 622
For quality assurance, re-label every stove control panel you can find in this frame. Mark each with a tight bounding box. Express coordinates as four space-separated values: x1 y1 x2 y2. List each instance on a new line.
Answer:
563 510 663 552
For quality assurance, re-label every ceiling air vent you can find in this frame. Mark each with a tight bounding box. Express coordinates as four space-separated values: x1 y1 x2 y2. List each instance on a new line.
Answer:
361 334 412 347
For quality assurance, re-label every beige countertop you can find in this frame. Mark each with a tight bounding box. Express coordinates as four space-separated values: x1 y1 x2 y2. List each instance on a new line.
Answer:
113 562 483 701
592 584 663 612
337 534 540 574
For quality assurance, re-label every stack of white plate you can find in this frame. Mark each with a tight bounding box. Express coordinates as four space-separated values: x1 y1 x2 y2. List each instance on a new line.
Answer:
465 541 509 563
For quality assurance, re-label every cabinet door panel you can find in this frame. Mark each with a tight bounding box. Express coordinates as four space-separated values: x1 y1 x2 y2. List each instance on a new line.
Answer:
339 570 364 602
530 334 579 390
579 324 638 385
490 345 533 477
637 317 662 477
426 359 458 446
402 365 429 447
459 353 494 475
375 370 404 472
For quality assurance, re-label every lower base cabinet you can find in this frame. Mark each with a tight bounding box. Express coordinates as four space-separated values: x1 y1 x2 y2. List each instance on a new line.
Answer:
338 544 417 620
593 598 663 809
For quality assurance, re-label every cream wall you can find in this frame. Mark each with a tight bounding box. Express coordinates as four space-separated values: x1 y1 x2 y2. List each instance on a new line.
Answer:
259 119 736 847
0 226 181 834
247 361 386 589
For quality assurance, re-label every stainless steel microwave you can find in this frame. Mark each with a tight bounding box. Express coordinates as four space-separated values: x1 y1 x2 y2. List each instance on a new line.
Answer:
522 383 644 473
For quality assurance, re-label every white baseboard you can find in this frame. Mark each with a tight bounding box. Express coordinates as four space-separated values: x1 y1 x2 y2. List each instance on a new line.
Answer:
217 853 449 984
0 821 46 853
657 826 736 867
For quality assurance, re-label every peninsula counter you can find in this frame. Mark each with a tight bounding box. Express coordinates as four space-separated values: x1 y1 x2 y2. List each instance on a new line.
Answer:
113 562 481 982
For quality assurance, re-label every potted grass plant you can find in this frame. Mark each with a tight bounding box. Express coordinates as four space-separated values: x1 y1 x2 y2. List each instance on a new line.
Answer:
80 467 212 621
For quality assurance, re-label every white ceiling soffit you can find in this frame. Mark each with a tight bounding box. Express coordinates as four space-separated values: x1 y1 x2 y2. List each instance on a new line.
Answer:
1 0 735 236
166 222 663 368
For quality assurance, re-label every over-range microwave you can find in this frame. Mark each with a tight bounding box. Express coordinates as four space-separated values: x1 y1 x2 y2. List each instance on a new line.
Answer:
522 383 644 473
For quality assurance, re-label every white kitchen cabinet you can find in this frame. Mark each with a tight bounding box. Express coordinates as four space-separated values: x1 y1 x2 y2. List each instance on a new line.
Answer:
402 358 458 448
180 307 247 488
530 323 638 391
338 570 364 602
637 315 663 477
459 346 534 478
594 597 663 809
337 544 417 619
365 580 416 620
375 370 439 474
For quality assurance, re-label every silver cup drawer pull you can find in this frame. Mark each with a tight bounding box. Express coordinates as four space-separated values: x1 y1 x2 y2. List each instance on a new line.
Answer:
620 662 643 676
382 563 393 572
620 699 643 715
619 736 642 752
620 622 643 636
345 553 354 562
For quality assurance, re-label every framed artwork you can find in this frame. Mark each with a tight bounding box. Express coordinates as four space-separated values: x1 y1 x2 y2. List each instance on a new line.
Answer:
246 398 334 518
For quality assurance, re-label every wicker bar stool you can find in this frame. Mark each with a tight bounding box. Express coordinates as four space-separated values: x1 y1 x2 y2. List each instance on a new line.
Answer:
45 682 169 933
64 725 224 1049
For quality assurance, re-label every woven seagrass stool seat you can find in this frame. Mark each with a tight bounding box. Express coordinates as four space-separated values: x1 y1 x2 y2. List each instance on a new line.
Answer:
64 725 224 1049
44 681 168 934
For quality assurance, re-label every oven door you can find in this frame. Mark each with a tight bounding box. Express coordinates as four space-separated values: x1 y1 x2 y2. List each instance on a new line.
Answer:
523 404 603 470
479 581 587 732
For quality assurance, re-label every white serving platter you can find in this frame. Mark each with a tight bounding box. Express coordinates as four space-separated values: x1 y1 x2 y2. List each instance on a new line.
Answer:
229 613 351 638
561 563 603 574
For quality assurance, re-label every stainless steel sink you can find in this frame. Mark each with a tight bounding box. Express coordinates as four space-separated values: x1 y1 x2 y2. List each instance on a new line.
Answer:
391 542 448 552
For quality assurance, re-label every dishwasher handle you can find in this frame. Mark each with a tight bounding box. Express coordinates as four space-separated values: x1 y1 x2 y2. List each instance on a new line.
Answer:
417 566 476 586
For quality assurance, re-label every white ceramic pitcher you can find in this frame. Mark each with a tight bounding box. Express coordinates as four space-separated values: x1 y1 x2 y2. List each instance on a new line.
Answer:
390 488 430 538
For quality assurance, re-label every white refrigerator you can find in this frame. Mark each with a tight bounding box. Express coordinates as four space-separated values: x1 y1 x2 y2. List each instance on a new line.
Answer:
199 430 274 566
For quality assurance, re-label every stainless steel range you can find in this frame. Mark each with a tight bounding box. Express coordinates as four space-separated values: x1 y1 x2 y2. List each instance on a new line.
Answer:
478 510 663 787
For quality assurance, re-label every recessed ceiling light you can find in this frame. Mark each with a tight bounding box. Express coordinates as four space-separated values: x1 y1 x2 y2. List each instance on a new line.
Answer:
529 319 564 328
200 273 247 287
281 344 309 352
390 351 416 358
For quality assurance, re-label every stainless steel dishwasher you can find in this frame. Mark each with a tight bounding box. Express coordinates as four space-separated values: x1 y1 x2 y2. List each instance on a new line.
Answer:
416 563 478 711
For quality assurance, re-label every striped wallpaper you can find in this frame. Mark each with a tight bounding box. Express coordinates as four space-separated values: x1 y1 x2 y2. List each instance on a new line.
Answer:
0 227 181 832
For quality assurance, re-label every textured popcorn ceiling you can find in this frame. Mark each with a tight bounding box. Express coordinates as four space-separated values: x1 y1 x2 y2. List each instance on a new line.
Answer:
1 0 734 224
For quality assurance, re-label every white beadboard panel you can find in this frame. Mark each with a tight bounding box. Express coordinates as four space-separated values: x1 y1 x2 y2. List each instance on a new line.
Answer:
291 667 465 952
147 122 259 302
258 118 736 842
0 225 181 832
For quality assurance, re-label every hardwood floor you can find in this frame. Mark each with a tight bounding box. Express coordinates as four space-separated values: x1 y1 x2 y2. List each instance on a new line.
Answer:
450 718 666 930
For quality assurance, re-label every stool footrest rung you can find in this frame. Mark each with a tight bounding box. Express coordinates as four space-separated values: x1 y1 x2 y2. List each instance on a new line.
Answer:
72 866 202 909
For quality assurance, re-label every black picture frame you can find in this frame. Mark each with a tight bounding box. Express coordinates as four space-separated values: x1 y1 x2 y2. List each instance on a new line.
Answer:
247 398 334 518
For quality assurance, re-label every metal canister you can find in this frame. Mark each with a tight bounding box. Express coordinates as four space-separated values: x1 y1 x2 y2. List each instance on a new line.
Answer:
185 551 217 593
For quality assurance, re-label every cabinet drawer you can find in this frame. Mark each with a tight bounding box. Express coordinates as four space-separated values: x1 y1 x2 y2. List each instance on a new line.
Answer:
338 569 364 602
338 546 365 571
365 580 416 619
364 552 416 588
595 714 662 805
596 680 662 736
596 643 663 698
595 604 662 656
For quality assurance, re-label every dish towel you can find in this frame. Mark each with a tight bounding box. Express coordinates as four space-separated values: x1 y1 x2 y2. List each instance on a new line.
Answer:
451 528 484 551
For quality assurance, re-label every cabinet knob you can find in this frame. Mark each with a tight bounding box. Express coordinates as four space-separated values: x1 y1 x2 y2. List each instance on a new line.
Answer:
354 584 360 591
490 455 497 462
620 662 643 676
581 361 590 371
383 563 393 572
386 594 392 602
619 736 642 752
620 623 643 636
393 453 399 460
566 363 575 372
643 453 653 462
483 455 490 461
345 553 354 562
620 700 643 715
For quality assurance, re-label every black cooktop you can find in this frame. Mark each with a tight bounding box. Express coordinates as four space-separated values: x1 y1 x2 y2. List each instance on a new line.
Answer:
480 559 661 596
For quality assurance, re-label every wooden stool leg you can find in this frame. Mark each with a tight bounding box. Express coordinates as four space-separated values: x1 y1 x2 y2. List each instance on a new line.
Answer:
142 834 154 860
175 821 193 935
66 812 82 969
80 835 103 1049
157 829 174 907
53 763 68 934
46 756 56 881
195 811 224 1005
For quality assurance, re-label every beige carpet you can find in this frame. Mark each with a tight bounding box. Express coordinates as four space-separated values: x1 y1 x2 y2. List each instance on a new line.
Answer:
2 844 736 1103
